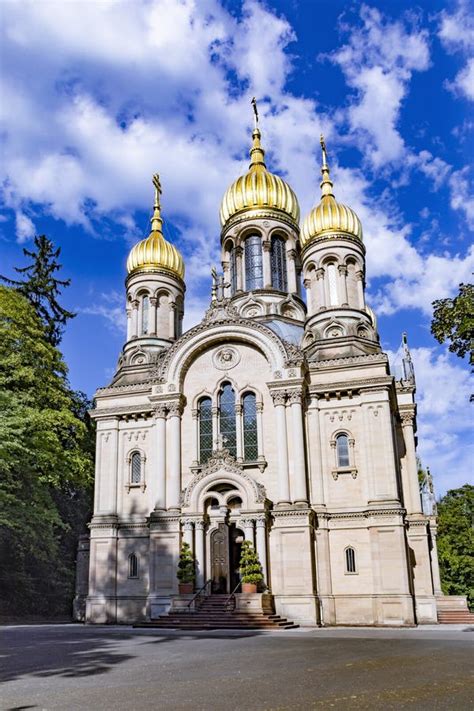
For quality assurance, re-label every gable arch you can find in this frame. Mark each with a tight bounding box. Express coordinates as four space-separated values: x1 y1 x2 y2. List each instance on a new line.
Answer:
182 462 266 512
160 321 289 388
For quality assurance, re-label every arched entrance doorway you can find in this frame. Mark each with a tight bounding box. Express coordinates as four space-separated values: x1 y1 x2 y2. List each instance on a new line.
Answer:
210 523 244 594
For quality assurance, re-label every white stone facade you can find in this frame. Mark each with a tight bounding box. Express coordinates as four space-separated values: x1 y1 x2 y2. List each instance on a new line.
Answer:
78 141 442 628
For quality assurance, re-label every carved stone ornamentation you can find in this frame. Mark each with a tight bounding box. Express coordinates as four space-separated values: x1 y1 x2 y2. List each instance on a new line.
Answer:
270 390 286 406
213 346 241 370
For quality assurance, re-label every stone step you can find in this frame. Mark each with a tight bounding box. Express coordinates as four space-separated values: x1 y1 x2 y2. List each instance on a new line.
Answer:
438 611 474 624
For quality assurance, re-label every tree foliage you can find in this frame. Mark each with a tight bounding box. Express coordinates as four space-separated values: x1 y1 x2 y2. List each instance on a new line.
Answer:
0 285 94 616
431 283 474 364
239 540 264 586
0 234 75 346
177 542 195 583
436 484 474 609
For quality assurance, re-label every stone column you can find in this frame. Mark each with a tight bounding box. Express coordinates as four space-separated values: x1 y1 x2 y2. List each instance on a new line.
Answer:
356 269 365 310
242 518 255 544
168 301 176 340
222 259 231 297
154 406 167 510
262 239 272 288
401 409 422 514
166 400 183 511
235 403 244 462
195 520 206 588
429 523 443 595
287 249 298 293
256 402 264 462
212 405 219 450
182 519 194 549
303 278 313 315
316 268 325 310
288 389 308 505
271 391 291 505
130 299 139 338
255 516 268 585
149 296 157 336
235 246 244 292
308 398 324 505
192 408 199 467
126 307 132 341
338 264 349 306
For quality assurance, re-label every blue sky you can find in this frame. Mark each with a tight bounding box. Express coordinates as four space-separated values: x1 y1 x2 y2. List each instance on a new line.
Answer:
1 0 472 495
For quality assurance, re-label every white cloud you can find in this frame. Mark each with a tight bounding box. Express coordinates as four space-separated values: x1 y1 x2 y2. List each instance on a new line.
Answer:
438 1 474 102
329 5 430 168
449 167 474 229
409 347 473 494
14 211 35 243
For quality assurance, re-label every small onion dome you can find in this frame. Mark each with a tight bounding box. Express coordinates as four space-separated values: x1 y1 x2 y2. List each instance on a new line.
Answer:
301 136 363 248
220 127 300 228
127 174 185 279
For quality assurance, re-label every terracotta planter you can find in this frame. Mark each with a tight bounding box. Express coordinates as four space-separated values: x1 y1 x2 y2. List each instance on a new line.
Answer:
241 582 257 593
178 582 194 594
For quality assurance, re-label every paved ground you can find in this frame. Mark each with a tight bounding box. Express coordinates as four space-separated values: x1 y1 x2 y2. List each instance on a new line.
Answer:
1 624 473 710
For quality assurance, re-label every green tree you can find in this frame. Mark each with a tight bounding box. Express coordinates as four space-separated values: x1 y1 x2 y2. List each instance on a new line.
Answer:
436 484 474 609
0 235 75 346
431 283 474 365
0 286 93 616
177 542 195 584
239 540 264 587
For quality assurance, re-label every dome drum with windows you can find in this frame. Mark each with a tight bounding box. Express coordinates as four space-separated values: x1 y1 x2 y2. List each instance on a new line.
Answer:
127 174 184 280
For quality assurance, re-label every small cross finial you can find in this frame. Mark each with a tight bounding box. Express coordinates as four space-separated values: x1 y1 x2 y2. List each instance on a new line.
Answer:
251 96 259 128
152 173 162 208
320 134 328 167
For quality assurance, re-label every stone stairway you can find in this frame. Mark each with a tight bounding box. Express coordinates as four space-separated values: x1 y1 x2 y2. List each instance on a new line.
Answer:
437 609 474 624
135 594 299 630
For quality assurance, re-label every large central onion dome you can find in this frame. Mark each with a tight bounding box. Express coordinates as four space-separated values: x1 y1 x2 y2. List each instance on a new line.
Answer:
220 126 300 228
301 136 362 248
127 174 184 279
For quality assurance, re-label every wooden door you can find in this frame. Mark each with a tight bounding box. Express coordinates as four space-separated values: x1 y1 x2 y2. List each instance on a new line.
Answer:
210 523 229 593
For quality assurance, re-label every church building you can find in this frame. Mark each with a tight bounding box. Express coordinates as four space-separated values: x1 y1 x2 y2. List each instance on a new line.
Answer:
75 110 443 627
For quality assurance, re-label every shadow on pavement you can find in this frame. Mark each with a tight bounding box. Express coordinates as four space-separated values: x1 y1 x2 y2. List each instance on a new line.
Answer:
0 625 261 684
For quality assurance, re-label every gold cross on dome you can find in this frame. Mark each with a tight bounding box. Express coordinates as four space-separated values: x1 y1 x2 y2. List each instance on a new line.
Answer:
320 134 328 167
152 173 162 207
251 96 259 127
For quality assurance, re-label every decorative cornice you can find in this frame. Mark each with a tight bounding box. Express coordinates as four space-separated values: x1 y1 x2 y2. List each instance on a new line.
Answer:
307 353 388 368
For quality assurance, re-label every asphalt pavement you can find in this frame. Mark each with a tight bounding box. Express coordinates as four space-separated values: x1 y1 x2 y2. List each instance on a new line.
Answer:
1 624 473 710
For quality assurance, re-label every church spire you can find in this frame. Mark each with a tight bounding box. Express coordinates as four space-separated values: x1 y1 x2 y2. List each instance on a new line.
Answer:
249 97 266 170
319 134 335 198
150 173 164 234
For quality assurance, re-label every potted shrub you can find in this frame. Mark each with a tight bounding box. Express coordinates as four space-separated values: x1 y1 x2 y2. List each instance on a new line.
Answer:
177 542 195 594
239 540 264 593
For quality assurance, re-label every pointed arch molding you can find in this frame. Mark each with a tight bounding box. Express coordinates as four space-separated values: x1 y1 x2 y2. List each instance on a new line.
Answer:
181 450 267 510
157 312 298 387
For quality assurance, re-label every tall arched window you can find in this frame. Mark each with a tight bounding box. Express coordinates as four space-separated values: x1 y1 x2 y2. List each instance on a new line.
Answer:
230 247 237 294
142 295 149 334
345 547 356 573
131 452 142 483
336 433 350 468
271 236 287 291
128 553 139 579
219 383 237 457
199 397 213 464
245 234 263 291
327 263 338 306
242 392 258 461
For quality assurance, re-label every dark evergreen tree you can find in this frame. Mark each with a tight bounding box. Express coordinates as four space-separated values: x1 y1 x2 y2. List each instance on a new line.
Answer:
1 235 75 346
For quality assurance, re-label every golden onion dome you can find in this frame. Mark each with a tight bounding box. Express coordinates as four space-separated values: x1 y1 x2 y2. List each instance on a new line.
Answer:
301 136 363 248
220 125 300 228
127 174 184 280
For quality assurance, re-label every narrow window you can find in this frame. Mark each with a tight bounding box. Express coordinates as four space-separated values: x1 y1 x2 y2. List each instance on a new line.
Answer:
327 263 338 306
131 452 142 483
336 433 350 468
219 383 237 457
199 397 213 464
243 392 258 461
345 547 356 573
128 553 138 579
245 234 263 291
230 248 237 294
142 295 149 334
271 236 287 291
